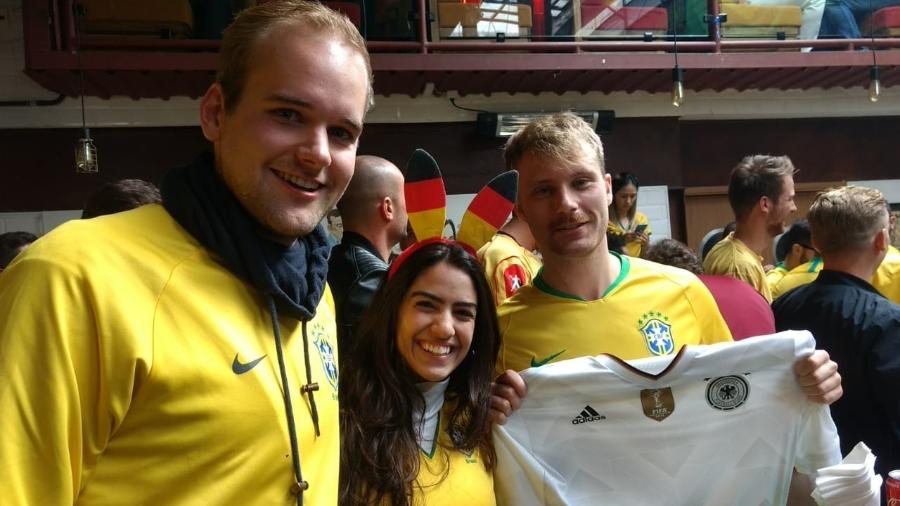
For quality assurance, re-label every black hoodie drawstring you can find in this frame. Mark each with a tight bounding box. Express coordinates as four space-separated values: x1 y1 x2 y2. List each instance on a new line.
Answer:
299 320 321 436
269 297 321 505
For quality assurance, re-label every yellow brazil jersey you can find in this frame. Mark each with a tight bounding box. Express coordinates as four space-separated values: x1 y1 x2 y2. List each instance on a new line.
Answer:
0 205 340 505
703 232 773 302
412 406 496 506
872 245 900 304
771 257 823 300
607 211 652 257
766 263 789 290
497 254 733 372
477 232 543 307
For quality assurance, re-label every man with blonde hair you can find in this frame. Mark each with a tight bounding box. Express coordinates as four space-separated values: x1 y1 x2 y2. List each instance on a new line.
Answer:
704 155 798 302
493 113 841 413
773 185 900 481
0 2 371 504
490 114 843 504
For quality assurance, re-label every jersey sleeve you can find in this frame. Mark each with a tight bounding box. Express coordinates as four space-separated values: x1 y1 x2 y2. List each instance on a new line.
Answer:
0 254 143 503
491 256 532 307
794 405 842 476
707 252 772 302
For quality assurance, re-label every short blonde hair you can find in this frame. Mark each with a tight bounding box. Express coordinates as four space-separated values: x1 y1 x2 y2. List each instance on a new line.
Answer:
808 185 889 256
503 112 605 173
218 0 373 113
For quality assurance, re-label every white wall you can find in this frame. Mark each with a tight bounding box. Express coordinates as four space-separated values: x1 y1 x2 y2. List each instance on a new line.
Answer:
0 210 81 235
848 179 900 204
639 186 671 242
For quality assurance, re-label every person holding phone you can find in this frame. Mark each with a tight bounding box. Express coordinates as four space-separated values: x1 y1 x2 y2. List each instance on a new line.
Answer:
607 172 652 257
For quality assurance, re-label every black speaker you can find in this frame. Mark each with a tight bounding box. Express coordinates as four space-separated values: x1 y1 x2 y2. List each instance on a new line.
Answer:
476 113 498 138
596 110 615 134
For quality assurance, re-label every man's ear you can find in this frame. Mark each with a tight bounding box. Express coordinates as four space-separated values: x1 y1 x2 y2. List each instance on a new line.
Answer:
758 196 771 215
199 83 226 143
381 196 394 221
604 172 613 203
874 225 889 255
514 199 528 225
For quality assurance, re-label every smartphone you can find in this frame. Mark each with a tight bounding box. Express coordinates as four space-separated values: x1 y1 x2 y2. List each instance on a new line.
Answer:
634 224 648 234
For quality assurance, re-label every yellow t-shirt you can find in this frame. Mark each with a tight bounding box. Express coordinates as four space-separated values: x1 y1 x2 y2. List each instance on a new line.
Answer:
771 257 823 300
497 254 733 372
414 407 496 506
0 205 340 505
766 264 789 289
607 211 652 257
872 245 900 304
703 232 773 302
477 232 543 307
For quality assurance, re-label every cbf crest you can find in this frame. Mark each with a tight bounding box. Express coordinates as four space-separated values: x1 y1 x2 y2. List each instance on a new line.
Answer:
311 323 338 392
638 312 675 356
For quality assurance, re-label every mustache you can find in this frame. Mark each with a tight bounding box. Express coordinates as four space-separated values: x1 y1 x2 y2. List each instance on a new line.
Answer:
551 214 592 229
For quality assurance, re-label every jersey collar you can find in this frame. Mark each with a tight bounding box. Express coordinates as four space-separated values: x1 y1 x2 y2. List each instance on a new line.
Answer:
533 252 630 301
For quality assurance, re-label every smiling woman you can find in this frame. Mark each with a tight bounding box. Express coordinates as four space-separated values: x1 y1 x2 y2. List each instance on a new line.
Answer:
339 240 501 506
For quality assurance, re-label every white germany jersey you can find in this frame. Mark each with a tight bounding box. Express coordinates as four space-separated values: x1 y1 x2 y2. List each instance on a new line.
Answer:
493 331 841 506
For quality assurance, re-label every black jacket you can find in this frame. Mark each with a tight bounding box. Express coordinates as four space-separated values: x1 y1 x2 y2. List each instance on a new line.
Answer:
773 270 900 479
327 231 387 355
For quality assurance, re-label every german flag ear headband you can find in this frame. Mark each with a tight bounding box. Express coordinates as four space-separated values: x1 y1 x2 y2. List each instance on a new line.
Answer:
389 148 518 280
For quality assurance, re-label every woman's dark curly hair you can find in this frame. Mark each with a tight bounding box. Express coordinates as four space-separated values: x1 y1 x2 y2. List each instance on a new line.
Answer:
339 241 501 506
644 238 704 275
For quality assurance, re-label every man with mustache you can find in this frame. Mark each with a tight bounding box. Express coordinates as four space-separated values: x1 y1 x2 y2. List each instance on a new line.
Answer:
490 113 842 425
703 155 799 302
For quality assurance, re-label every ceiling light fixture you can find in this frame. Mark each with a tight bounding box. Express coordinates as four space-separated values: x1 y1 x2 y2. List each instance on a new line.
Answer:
74 3 97 173
867 0 880 103
671 0 683 107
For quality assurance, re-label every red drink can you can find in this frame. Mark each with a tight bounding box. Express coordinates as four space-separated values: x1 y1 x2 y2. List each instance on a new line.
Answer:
887 470 900 506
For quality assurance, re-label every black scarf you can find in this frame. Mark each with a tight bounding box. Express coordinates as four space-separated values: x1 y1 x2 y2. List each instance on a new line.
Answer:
160 152 331 321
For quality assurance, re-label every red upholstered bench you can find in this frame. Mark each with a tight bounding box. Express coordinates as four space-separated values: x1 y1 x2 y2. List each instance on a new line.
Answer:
869 6 900 36
598 7 668 31
580 0 668 36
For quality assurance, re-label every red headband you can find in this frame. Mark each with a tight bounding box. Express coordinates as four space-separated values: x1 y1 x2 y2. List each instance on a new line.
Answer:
387 237 478 280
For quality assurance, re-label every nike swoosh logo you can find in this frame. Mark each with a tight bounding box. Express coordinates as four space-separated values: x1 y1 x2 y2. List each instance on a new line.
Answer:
531 349 566 368
232 353 267 375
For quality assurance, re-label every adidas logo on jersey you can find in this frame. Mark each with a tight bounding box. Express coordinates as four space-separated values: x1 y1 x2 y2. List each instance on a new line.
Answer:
571 405 606 425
